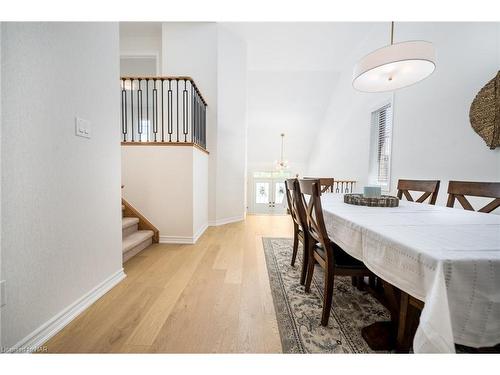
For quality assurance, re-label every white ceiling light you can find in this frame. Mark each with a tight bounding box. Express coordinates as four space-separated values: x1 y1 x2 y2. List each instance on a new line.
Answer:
353 22 436 93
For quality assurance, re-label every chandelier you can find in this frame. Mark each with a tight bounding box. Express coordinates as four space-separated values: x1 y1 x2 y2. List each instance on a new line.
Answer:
275 133 289 170
352 22 436 93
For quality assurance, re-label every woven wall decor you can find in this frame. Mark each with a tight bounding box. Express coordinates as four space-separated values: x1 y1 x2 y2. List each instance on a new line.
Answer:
469 71 500 149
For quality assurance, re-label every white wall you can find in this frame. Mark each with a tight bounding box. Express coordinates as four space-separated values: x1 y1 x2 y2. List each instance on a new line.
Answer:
1 23 123 348
122 145 209 243
162 23 248 225
307 23 500 206
119 22 162 74
193 149 209 237
122 146 193 239
0 23 3 347
162 23 219 223
215 25 247 223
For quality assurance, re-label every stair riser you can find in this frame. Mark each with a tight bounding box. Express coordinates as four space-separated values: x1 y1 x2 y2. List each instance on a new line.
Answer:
122 224 138 238
123 237 153 263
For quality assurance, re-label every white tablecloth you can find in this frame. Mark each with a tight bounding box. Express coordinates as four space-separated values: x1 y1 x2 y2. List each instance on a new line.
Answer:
321 194 500 353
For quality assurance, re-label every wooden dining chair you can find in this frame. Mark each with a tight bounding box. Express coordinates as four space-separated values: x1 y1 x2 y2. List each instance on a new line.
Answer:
397 179 440 205
298 179 373 326
304 177 335 193
285 179 310 285
446 181 500 213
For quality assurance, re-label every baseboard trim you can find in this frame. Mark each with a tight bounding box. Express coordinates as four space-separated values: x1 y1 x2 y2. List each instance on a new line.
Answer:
8 269 126 353
159 235 194 244
159 223 208 245
193 223 208 243
208 215 245 227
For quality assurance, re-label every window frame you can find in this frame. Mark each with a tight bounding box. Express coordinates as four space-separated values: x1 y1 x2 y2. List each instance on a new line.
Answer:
368 97 394 192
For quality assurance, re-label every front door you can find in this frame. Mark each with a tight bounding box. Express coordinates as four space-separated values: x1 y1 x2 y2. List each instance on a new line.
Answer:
252 178 288 215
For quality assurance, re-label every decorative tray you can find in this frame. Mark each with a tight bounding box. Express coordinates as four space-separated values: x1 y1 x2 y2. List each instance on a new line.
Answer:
344 194 399 207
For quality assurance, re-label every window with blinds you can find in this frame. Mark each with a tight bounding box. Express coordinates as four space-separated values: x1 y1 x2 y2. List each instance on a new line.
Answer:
369 103 393 188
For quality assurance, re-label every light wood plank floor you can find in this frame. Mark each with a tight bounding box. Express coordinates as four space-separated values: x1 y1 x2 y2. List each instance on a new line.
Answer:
44 215 293 353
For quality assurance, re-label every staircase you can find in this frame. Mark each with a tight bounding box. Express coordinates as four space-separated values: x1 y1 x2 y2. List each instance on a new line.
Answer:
121 201 159 262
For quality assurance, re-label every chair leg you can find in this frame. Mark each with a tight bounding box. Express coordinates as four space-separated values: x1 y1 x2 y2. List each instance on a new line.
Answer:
321 265 335 327
304 245 315 293
369 275 376 289
291 225 299 267
299 235 309 285
356 276 365 291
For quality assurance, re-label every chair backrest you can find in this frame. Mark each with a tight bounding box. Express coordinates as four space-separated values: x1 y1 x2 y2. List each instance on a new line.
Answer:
298 179 330 250
397 179 440 205
446 181 500 213
285 179 307 229
303 177 334 193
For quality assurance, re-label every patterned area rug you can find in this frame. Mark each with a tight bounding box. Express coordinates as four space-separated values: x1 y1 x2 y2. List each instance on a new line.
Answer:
262 237 390 353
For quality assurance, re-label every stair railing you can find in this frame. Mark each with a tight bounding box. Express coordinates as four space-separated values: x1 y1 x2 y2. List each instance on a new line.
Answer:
120 76 207 150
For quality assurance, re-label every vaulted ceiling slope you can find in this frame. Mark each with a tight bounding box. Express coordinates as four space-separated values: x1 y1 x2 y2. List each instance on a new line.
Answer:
224 22 381 171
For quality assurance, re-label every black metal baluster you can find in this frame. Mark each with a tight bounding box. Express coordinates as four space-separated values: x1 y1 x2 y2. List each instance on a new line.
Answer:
200 101 203 148
200 97 203 147
197 94 201 146
183 80 188 142
146 79 149 142
130 79 134 142
335 181 340 193
194 92 198 145
176 79 179 142
202 104 206 149
168 80 173 142
161 79 165 142
191 84 195 143
153 80 158 142
121 79 127 142
137 79 143 141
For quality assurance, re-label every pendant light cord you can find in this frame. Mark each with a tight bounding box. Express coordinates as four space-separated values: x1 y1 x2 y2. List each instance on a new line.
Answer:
280 134 284 162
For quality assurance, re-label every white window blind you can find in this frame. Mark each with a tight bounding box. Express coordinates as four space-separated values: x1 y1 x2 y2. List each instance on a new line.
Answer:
369 103 393 187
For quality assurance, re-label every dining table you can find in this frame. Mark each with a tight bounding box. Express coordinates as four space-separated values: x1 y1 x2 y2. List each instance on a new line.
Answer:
320 193 500 353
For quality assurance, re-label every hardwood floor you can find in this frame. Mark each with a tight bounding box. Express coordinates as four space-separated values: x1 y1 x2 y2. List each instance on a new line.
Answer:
44 215 293 353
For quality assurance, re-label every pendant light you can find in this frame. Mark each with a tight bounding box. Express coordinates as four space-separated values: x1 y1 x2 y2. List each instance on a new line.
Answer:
353 22 436 93
275 133 289 171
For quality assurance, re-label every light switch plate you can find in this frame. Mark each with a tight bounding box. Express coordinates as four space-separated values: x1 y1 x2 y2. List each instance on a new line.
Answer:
75 117 91 139
0 280 6 308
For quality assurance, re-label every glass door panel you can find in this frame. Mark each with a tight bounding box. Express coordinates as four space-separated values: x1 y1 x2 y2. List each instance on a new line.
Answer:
253 180 272 214
274 182 285 204
273 181 287 214
256 182 270 204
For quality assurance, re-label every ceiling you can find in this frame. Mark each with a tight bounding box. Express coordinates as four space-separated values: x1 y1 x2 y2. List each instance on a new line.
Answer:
225 22 384 170
246 70 338 166
227 22 380 72
119 22 163 38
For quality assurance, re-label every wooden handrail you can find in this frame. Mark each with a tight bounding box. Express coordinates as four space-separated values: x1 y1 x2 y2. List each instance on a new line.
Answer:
120 76 208 106
302 177 357 194
121 141 209 155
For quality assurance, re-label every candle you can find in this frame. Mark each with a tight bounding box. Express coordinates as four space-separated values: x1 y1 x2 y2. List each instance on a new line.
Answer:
363 185 381 198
